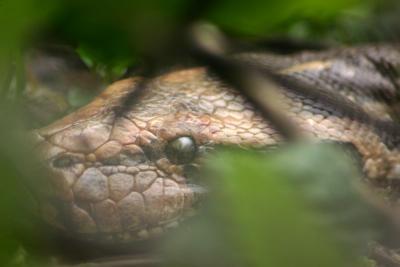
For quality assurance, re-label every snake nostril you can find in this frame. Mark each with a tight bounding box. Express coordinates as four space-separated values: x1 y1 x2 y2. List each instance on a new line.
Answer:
101 151 148 166
52 155 79 168
101 156 121 166
121 151 147 166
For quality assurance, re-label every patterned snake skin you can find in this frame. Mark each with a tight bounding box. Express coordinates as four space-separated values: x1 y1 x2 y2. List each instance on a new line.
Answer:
31 44 400 243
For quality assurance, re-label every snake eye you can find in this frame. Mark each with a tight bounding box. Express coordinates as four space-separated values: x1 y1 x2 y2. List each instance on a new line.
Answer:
52 155 79 168
165 136 197 164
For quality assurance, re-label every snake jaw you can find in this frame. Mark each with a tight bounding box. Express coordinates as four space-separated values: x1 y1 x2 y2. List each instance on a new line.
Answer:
33 112 210 242
34 138 208 242
33 125 209 242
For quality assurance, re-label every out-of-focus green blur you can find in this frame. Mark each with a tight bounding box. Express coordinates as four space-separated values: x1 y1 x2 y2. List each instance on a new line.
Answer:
162 145 382 267
0 0 399 266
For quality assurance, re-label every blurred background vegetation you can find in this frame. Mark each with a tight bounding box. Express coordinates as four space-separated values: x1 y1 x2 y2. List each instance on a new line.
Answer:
1 0 400 266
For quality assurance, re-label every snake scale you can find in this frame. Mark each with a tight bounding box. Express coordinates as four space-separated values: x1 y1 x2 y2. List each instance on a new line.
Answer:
31 44 400 243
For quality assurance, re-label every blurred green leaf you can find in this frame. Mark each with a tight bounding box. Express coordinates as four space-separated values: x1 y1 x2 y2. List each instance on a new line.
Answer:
0 1 58 265
0 0 57 49
206 0 365 36
49 0 190 71
76 44 131 82
164 144 381 267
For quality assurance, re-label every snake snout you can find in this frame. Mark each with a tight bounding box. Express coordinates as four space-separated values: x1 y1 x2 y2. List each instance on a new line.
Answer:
33 122 207 243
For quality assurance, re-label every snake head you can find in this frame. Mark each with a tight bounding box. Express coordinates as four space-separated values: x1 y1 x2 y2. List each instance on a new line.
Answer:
31 67 273 243
31 76 211 243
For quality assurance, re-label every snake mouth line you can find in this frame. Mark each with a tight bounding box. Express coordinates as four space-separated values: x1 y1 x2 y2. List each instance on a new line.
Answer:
39 172 207 243
33 122 209 243
62 211 196 244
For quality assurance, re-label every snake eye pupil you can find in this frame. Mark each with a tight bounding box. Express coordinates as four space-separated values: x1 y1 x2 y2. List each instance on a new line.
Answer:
165 136 197 164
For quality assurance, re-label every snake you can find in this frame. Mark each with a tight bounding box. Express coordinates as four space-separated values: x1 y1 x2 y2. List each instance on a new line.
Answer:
31 44 400 243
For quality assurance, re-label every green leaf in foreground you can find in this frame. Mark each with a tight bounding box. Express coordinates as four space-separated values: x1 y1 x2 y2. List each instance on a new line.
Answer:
163 144 383 267
206 0 363 36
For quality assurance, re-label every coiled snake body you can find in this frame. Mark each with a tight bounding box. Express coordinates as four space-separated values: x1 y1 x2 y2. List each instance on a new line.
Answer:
32 44 400 243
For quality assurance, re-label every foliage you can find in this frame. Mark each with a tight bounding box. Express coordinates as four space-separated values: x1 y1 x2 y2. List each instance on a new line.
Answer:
0 0 399 266
162 145 381 267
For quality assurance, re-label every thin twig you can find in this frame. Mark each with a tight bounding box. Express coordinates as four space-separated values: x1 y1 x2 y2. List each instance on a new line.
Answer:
189 22 304 142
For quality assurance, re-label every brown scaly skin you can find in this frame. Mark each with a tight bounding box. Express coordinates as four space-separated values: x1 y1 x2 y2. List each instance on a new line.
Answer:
32 44 400 243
